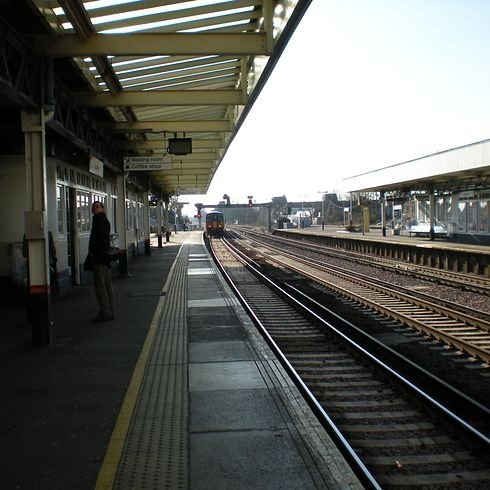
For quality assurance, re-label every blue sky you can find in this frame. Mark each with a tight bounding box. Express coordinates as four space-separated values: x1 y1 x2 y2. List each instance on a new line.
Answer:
180 0 490 213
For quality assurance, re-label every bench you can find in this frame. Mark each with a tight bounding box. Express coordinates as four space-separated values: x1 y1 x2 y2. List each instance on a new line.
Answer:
408 225 447 237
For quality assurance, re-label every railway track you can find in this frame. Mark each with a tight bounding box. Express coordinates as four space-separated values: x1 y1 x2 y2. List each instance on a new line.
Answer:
232 227 490 295
229 229 490 364
207 236 490 489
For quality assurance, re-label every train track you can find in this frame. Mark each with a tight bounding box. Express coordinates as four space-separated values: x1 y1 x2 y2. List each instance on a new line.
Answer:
229 229 490 364
207 236 490 489
232 227 490 295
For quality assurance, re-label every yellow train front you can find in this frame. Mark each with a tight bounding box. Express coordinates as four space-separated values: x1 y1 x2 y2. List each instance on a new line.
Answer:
205 211 225 237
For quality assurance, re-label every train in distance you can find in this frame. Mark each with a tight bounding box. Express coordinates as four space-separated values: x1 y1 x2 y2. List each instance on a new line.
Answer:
205 211 225 237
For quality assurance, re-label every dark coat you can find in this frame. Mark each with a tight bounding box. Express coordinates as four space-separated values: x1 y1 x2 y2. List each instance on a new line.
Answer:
89 213 111 265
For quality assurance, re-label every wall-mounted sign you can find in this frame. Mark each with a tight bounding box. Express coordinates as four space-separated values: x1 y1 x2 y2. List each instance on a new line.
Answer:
89 155 104 177
123 156 172 171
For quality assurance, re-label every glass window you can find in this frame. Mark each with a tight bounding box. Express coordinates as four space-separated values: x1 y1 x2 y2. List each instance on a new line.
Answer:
112 197 117 233
132 202 137 230
126 199 131 230
93 194 106 208
468 201 477 232
446 197 453 222
479 200 488 232
457 201 467 232
468 201 478 233
77 190 91 232
56 184 64 234
418 199 430 223
436 197 446 226
138 202 144 237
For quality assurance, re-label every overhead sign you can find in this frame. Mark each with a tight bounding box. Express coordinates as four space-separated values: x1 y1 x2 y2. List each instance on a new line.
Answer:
123 156 172 171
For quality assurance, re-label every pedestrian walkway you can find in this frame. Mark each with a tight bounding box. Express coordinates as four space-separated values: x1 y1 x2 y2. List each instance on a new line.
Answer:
0 234 185 489
0 231 362 489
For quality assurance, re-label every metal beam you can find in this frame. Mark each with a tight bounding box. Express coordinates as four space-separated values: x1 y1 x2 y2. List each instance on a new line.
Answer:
115 58 239 82
103 120 232 132
118 139 223 150
47 81 124 171
153 179 210 186
0 15 43 108
58 0 137 123
54 0 259 26
161 173 215 179
198 202 272 209
30 33 270 57
161 160 216 168
72 90 245 106
151 169 214 176
166 153 218 161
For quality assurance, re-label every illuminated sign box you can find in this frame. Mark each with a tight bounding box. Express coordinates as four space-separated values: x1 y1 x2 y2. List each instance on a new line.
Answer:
168 138 192 155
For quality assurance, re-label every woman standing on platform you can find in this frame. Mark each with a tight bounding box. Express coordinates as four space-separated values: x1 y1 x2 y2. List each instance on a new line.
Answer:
88 201 114 322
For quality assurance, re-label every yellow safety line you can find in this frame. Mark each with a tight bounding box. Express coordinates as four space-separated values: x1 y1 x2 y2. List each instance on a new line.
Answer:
94 296 165 490
95 240 186 489
95 282 172 490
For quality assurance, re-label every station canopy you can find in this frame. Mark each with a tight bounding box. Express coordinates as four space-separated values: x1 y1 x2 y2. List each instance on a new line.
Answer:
0 0 311 197
344 139 490 195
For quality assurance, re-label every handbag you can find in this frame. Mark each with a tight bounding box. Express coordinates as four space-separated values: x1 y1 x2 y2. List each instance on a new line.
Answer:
104 247 120 262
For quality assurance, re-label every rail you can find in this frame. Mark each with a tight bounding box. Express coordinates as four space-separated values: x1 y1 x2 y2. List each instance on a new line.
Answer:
207 234 490 488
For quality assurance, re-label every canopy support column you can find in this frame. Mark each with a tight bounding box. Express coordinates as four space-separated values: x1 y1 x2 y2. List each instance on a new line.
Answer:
380 192 386 237
117 174 129 275
429 189 436 241
22 109 52 346
157 199 163 247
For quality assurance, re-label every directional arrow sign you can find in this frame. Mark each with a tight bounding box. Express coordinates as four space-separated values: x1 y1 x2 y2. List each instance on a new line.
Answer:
123 156 172 171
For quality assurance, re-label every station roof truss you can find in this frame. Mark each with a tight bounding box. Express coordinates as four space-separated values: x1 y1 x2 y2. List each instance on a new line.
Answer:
0 0 311 197
343 138 490 196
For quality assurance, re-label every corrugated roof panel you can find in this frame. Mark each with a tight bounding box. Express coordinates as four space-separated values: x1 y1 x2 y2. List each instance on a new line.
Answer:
26 0 309 196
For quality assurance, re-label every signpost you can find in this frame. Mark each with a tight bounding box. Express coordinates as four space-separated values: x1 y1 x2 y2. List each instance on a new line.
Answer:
123 156 172 171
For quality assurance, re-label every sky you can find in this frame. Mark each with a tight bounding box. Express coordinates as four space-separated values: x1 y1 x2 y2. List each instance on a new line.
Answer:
180 0 490 215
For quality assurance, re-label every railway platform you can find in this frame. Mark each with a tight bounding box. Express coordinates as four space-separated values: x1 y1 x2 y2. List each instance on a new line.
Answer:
0 231 362 489
274 225 490 276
